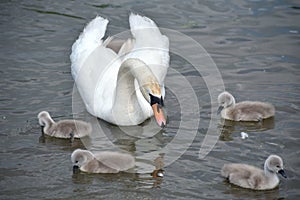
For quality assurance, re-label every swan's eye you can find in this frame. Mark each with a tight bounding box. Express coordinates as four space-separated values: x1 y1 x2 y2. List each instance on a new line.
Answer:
75 160 79 163
149 94 164 106
276 165 280 168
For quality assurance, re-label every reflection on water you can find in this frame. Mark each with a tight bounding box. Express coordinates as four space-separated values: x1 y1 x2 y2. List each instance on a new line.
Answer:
222 181 284 200
38 134 88 151
219 117 275 141
72 85 169 174
73 163 165 189
72 171 164 190
0 0 299 199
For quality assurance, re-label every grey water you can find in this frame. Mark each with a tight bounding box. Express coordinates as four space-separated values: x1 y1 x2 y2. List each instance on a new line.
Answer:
0 0 299 199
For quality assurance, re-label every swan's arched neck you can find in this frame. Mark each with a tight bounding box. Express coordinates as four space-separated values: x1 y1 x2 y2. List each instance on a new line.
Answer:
112 58 166 126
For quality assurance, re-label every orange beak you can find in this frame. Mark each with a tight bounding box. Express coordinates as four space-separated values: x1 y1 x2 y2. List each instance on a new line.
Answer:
152 103 167 128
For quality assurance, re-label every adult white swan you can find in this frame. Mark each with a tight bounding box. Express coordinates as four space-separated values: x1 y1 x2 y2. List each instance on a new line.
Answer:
70 13 169 127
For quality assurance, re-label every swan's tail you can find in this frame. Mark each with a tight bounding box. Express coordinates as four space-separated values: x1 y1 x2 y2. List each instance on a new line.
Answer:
70 16 108 79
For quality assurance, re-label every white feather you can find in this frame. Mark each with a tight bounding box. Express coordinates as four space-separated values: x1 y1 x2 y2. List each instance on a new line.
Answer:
70 16 109 79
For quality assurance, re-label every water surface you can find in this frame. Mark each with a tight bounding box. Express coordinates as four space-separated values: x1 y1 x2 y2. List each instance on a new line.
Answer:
0 0 299 199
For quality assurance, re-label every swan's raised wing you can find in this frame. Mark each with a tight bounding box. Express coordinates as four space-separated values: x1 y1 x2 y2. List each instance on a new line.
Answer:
124 13 169 84
70 16 121 118
70 16 110 80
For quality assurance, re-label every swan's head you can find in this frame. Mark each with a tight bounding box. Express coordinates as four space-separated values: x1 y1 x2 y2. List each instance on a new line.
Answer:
120 58 167 127
265 155 287 178
71 149 94 172
217 91 236 114
141 82 167 128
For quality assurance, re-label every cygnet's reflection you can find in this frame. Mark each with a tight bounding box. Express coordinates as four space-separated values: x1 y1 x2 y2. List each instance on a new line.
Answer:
219 117 275 141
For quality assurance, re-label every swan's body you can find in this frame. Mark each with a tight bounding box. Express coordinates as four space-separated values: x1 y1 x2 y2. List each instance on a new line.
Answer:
37 111 91 139
106 38 128 54
71 149 135 173
221 155 286 190
217 91 275 121
70 14 169 126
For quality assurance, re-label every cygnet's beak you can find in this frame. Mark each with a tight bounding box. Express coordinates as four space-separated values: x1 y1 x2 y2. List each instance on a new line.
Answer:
278 169 287 178
40 126 45 134
73 165 80 174
217 106 224 115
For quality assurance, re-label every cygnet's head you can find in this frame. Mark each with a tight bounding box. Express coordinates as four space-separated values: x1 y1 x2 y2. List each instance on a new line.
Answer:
37 111 52 126
217 91 236 114
265 155 287 178
71 149 94 170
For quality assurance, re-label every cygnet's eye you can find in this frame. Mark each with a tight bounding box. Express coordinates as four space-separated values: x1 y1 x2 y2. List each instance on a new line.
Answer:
75 160 79 163
276 165 280 168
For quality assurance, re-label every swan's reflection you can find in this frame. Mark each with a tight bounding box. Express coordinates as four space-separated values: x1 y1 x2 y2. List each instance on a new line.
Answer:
72 105 168 176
